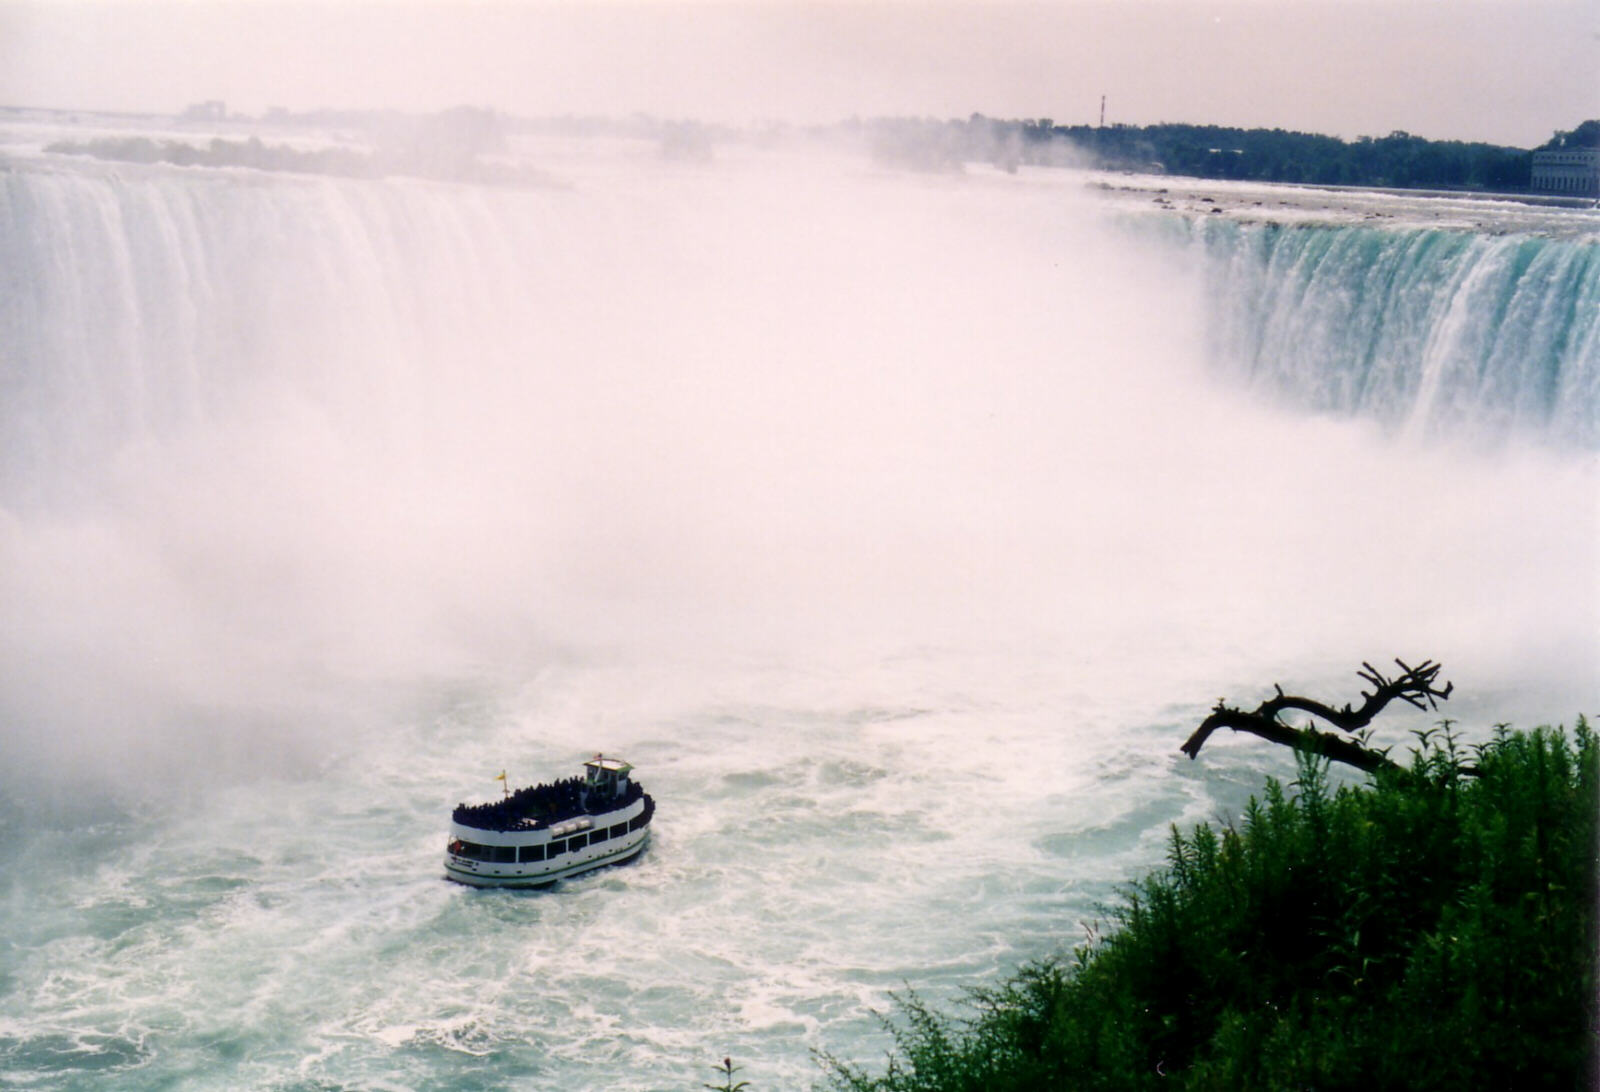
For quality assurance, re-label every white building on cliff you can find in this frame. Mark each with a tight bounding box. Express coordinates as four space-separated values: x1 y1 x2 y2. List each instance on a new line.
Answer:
1531 146 1599 196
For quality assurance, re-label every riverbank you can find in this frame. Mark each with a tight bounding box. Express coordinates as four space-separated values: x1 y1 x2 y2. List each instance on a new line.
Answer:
822 721 1598 1091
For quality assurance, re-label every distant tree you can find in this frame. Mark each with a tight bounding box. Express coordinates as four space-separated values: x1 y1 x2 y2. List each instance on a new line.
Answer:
918 117 1538 191
1538 120 1600 149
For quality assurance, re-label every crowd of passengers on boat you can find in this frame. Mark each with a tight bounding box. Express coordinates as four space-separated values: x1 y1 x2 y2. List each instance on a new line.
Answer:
451 775 647 832
448 801 655 864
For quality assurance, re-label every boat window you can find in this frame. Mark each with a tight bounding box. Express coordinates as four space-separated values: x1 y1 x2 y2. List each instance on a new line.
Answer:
629 815 647 832
491 846 516 863
591 828 610 843
609 823 627 838
455 841 491 861
568 833 588 851
519 844 545 862
548 839 565 856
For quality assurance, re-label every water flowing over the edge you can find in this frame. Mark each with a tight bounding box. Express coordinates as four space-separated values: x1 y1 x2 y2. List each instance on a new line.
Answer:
3 163 1598 512
1185 216 1598 448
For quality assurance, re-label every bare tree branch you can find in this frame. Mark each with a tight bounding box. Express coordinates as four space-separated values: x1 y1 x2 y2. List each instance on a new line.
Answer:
1180 659 1453 776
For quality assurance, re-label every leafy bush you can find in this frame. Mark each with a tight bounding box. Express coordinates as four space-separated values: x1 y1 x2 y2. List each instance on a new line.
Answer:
823 721 1597 1091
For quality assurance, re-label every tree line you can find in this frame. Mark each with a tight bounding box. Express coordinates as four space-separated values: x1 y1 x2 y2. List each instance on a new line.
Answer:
865 114 1599 192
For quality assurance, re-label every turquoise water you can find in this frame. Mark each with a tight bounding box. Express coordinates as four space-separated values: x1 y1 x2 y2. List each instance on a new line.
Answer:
2 651 1245 1089
1 138 1595 1089
1189 217 1598 446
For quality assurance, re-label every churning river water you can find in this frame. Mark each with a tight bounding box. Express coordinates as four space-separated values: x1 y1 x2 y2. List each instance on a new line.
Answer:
1 124 1595 1089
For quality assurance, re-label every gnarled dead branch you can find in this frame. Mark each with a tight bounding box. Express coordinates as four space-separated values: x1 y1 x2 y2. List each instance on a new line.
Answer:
1180 659 1453 776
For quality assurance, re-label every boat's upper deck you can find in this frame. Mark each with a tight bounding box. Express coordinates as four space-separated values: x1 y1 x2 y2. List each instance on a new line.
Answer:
452 759 644 832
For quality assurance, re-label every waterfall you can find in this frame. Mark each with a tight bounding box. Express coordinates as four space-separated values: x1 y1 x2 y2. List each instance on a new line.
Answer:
1188 218 1598 447
7 162 1596 521
0 162 569 508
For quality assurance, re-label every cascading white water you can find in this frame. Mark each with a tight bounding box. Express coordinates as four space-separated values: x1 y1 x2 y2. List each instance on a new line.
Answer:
1187 217 1598 446
1 138 1595 1089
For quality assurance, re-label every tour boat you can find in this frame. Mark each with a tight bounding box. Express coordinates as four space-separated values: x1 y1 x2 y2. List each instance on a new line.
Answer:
444 755 655 888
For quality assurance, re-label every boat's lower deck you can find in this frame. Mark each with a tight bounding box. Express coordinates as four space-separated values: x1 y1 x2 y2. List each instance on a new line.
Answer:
444 794 654 888
445 829 650 888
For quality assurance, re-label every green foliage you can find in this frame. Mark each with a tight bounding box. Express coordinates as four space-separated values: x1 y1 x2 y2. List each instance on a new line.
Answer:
1539 120 1600 150
45 135 377 178
939 115 1556 190
705 1056 752 1091
823 721 1597 1091
1057 123 1536 190
45 114 549 188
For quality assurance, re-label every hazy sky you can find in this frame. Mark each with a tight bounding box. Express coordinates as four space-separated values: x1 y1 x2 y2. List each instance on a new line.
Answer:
1 1 1596 146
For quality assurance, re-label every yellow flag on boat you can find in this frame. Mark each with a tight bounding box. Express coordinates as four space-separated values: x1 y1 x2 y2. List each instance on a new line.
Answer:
494 769 506 782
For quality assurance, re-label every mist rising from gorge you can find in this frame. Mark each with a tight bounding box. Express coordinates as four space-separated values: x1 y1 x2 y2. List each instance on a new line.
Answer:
0 142 1594 795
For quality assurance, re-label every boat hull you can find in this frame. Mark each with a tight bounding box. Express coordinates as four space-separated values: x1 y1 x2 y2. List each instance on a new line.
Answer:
444 829 651 888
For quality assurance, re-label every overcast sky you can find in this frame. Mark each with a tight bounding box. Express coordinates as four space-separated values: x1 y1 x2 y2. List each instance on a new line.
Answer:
1 1 1595 147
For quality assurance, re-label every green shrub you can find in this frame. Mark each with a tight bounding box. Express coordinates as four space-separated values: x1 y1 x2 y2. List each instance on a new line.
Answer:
822 720 1597 1091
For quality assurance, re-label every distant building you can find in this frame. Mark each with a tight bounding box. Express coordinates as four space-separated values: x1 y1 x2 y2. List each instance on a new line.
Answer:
1531 146 1599 196
180 100 227 123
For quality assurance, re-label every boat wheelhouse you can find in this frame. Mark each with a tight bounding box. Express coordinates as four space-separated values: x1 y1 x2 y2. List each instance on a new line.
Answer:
445 755 654 888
